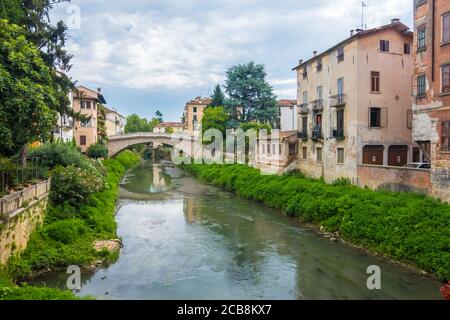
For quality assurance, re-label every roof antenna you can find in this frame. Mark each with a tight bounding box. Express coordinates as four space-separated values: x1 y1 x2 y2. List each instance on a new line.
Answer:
361 1 367 30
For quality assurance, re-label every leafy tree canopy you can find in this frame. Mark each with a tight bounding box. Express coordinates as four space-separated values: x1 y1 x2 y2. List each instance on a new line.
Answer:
224 61 278 127
202 106 230 137
0 19 58 156
124 114 160 134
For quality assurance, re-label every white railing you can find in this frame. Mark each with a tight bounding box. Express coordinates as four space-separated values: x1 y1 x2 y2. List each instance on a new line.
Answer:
0 180 50 219
108 132 194 141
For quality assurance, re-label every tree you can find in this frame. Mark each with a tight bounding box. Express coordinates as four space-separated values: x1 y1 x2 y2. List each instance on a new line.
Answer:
0 19 58 157
155 110 163 123
224 62 278 126
202 106 230 137
209 84 225 107
125 114 151 133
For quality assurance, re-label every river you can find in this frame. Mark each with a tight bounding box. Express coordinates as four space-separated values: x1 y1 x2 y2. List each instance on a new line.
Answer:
31 160 442 300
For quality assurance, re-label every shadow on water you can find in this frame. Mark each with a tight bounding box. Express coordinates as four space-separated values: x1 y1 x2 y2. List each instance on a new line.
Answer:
30 161 443 300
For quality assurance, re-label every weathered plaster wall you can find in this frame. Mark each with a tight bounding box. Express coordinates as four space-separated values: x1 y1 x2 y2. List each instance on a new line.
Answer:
357 164 431 194
0 197 48 265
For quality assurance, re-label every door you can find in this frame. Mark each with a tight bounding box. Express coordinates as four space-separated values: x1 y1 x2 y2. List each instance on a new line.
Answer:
388 145 408 167
363 145 384 165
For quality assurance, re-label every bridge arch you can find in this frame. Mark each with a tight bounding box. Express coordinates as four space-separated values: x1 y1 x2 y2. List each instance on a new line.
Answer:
107 133 194 157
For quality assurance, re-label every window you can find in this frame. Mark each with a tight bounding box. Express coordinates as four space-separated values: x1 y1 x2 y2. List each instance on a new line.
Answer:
302 91 308 104
193 107 197 113
317 148 323 162
363 145 384 165
82 101 91 109
443 13 450 44
302 147 307 160
80 136 87 146
413 147 421 163
371 71 380 92
272 144 276 155
417 74 427 97
337 47 344 62
337 148 345 164
417 27 426 51
442 64 450 94
317 86 323 100
317 58 322 72
337 78 344 96
404 43 411 54
80 119 91 127
262 144 265 155
267 144 271 155
193 115 198 122
369 107 388 128
380 40 390 52
442 121 450 152
303 67 308 79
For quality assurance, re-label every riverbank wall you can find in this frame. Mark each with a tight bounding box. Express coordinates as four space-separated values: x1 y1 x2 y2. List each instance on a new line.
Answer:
0 180 50 265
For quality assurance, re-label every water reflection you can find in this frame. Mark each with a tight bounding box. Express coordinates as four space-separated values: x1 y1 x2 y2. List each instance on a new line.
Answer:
30 161 443 300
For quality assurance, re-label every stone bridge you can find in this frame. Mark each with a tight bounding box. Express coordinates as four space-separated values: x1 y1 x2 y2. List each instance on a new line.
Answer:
107 132 196 157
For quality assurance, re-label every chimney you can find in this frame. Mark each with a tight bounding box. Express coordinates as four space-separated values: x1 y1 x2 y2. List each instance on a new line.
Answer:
97 87 102 93
391 18 400 24
356 28 364 33
299 59 303 65
313 51 317 57
350 30 355 37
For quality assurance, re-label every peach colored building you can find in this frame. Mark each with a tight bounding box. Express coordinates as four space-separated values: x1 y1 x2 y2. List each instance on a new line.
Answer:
73 86 107 153
183 97 212 133
153 122 184 133
412 0 450 202
293 20 415 184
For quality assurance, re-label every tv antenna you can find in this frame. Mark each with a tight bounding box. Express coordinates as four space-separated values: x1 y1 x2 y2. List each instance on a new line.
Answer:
360 1 367 30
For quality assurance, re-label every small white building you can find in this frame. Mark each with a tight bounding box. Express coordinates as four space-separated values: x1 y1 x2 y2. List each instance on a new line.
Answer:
153 122 184 134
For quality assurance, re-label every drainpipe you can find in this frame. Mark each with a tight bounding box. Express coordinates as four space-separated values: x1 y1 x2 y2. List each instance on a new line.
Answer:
432 0 436 81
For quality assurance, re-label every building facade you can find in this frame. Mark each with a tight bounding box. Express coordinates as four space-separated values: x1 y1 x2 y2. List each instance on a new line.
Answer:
183 97 212 133
105 107 126 137
153 122 184 133
294 20 415 184
73 86 107 153
412 0 450 202
279 99 298 131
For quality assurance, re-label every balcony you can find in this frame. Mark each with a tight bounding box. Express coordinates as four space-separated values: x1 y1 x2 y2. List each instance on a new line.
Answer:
311 126 323 140
331 128 345 139
330 94 346 108
299 103 309 114
298 131 308 140
311 99 324 112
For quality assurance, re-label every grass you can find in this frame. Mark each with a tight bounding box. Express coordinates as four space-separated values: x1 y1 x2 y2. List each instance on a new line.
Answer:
181 164 450 282
0 151 139 300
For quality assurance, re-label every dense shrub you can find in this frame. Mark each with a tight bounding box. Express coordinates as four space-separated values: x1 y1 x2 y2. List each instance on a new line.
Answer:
87 143 108 159
28 143 86 170
182 164 450 281
50 162 106 206
8 150 139 279
45 219 88 244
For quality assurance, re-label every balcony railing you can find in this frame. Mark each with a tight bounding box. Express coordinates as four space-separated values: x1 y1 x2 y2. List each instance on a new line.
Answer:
311 99 324 111
298 131 308 140
299 103 309 114
312 126 323 140
330 94 346 108
331 128 345 139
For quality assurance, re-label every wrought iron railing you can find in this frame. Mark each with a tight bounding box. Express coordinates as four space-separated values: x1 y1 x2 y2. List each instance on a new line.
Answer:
311 99 324 111
330 94 346 107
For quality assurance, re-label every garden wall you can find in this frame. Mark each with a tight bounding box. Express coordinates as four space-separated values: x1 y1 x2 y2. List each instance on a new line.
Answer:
0 180 50 265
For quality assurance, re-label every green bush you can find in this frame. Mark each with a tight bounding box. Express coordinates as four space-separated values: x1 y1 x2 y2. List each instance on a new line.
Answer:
28 143 86 170
8 150 139 280
181 164 450 281
50 162 106 206
45 219 88 244
87 143 108 159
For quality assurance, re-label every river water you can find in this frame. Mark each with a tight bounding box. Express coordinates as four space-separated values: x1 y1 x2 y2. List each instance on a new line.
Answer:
32 161 442 300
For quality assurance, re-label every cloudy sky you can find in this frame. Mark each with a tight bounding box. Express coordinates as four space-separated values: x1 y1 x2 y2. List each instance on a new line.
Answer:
50 0 413 122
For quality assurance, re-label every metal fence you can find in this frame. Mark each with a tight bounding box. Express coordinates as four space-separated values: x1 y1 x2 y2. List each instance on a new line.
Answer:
0 159 49 196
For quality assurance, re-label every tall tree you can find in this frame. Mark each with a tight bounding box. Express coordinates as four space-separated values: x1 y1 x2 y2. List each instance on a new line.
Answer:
155 110 163 123
124 114 160 134
97 104 107 143
0 19 58 156
209 84 225 107
224 62 278 126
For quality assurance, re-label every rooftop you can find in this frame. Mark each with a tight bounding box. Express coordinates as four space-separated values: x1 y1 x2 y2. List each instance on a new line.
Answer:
292 20 413 70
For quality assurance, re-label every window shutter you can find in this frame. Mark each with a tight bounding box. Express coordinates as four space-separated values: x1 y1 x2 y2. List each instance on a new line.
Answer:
381 108 388 128
407 110 413 129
